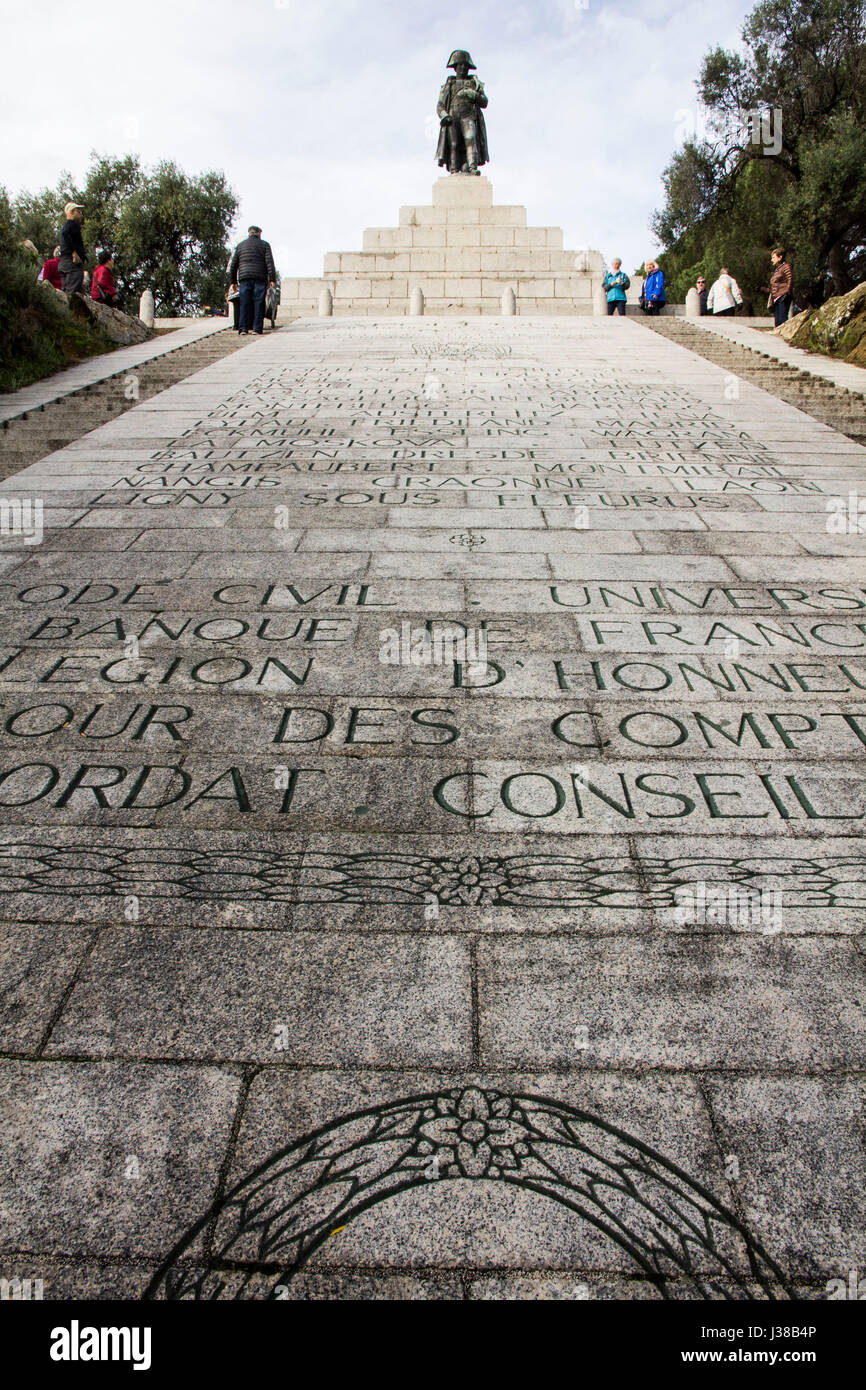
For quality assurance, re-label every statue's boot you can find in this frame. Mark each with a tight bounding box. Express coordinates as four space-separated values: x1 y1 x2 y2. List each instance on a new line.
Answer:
465 137 479 174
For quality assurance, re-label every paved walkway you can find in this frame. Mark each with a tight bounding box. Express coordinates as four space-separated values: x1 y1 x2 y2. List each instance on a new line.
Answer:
691 314 866 398
0 318 231 425
0 316 864 1300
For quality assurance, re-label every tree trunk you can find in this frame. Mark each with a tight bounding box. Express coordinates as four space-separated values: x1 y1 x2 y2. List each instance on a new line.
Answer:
827 240 854 297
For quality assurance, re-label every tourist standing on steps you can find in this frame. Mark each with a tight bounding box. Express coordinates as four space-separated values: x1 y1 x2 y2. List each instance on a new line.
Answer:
227 226 277 336
706 267 743 316
58 203 86 294
641 261 666 315
91 250 120 308
765 247 793 326
603 259 630 315
695 276 708 314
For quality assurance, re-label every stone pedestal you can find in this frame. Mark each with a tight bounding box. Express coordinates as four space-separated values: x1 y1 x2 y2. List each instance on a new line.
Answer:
279 176 603 318
139 290 155 328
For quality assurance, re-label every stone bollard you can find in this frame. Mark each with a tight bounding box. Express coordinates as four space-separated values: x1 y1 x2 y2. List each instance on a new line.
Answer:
685 287 701 318
409 287 424 316
138 290 155 328
318 287 333 318
501 286 516 316
593 285 607 317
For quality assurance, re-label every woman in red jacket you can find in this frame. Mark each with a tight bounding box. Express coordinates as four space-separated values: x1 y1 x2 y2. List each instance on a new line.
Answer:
91 250 120 308
39 247 63 290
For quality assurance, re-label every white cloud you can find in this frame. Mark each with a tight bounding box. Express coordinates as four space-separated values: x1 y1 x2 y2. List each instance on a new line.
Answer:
1 0 755 277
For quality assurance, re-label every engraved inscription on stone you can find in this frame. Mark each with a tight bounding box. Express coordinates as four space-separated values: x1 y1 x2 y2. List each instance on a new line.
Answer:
2 313 864 1302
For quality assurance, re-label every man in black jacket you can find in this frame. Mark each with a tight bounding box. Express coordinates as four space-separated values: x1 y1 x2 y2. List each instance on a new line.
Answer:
227 226 277 335
58 202 87 294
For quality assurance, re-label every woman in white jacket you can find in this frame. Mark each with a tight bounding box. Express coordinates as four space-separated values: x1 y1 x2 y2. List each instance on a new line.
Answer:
706 268 743 316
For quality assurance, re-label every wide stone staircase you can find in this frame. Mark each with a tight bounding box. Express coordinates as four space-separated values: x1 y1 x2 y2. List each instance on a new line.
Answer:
0 327 253 482
279 175 606 318
641 315 866 447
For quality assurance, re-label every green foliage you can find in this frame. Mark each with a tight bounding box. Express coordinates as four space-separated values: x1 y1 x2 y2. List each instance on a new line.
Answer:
659 158 791 305
114 163 238 315
653 143 722 248
0 194 111 392
8 153 239 317
653 0 866 304
7 185 65 257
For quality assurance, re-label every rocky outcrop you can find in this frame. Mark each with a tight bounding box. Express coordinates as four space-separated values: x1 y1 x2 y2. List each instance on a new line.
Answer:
62 292 154 346
775 282 866 366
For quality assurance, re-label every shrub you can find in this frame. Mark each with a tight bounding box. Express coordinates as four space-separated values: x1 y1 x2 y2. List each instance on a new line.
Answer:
0 205 112 392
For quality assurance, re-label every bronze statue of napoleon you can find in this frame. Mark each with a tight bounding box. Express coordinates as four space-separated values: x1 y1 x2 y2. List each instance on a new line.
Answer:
436 49 489 175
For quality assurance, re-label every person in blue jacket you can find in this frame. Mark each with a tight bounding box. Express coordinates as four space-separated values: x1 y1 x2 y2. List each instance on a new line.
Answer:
602 258 630 315
641 260 666 315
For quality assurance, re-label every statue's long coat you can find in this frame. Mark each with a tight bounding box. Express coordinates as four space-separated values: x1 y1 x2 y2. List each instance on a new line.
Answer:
435 77 490 167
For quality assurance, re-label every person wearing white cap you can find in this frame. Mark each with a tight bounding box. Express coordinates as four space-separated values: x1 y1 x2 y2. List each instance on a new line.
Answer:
58 203 87 294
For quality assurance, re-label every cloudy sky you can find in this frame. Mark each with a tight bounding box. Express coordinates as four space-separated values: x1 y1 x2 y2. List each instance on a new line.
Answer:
2 0 755 276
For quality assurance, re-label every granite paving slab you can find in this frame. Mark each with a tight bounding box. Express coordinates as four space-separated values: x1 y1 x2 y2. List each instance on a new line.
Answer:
1 316 863 1301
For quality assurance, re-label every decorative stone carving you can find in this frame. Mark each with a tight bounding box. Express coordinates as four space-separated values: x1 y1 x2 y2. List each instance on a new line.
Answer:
144 1085 792 1301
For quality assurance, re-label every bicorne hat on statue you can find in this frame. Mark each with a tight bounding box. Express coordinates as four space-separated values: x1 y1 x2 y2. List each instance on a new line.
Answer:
447 50 476 70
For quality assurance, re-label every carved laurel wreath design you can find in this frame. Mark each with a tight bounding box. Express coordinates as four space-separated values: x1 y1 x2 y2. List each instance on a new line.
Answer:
1 842 863 908
145 1086 791 1301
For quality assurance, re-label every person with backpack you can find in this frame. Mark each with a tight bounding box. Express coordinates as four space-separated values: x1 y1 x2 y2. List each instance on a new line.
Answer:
227 225 277 335
602 258 630 315
91 250 120 308
706 267 744 316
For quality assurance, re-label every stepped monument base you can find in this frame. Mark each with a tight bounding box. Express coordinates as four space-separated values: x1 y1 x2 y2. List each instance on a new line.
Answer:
278 176 604 318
